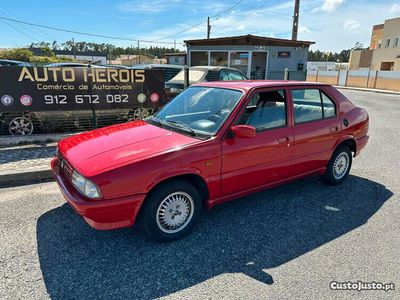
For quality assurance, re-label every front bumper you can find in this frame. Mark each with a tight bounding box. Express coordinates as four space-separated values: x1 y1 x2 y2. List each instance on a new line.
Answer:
51 158 146 230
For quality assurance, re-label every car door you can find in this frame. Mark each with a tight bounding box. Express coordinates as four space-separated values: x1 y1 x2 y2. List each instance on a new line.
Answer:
290 87 341 175
221 88 294 196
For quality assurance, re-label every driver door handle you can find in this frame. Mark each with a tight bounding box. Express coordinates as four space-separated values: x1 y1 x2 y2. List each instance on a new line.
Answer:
278 137 289 144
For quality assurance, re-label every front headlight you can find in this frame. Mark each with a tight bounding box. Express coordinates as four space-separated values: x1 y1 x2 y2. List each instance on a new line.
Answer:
72 170 102 199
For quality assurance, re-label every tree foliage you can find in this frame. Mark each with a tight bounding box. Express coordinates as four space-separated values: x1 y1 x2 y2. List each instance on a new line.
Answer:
30 40 183 59
0 47 74 63
0 48 33 61
308 42 366 62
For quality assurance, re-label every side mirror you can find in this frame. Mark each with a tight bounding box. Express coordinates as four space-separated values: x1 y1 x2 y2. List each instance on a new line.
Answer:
231 125 256 138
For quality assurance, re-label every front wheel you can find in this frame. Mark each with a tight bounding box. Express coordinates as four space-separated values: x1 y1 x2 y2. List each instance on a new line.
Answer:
322 145 352 185
142 180 202 242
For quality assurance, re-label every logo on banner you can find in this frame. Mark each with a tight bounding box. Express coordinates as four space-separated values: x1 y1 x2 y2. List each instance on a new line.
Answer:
150 93 160 103
20 95 33 106
137 93 146 103
1 95 14 106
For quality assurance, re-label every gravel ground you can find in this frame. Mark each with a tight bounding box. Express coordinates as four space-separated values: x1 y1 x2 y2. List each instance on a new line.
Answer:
0 89 399 300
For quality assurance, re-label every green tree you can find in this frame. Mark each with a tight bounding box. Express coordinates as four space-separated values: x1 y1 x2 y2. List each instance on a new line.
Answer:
0 48 33 62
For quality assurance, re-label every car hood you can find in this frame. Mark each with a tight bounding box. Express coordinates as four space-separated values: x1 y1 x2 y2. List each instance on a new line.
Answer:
58 120 200 177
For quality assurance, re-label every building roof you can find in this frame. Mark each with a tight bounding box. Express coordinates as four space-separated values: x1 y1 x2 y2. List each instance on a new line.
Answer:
372 24 384 30
164 53 187 56
184 34 314 47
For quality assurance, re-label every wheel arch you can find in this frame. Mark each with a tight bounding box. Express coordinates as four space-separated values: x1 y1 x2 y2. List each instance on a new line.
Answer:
333 136 356 156
146 173 210 205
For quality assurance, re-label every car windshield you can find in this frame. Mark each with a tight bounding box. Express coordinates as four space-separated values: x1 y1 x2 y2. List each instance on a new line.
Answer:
150 86 243 136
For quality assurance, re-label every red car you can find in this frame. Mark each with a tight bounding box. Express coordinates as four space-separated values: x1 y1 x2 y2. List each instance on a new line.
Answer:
52 81 369 241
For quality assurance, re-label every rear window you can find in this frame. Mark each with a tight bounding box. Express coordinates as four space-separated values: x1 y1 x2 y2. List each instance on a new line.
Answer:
171 69 206 82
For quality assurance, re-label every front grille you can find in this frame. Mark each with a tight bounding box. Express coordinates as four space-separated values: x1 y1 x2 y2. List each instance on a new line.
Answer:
58 153 73 179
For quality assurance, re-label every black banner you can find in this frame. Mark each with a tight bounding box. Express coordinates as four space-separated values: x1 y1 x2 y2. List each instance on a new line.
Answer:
0 67 165 111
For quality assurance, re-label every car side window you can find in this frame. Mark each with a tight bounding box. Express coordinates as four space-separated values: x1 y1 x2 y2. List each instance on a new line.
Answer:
291 88 336 123
321 93 336 118
219 70 230 81
228 70 245 80
220 70 246 81
237 90 287 131
205 71 220 81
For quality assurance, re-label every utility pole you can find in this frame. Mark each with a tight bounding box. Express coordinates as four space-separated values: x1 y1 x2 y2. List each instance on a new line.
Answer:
291 0 300 40
72 38 76 59
174 39 176 50
137 40 140 64
207 17 211 39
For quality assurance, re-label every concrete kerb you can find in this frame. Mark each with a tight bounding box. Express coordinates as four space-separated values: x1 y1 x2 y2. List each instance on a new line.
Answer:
0 169 54 188
336 86 400 95
0 132 77 147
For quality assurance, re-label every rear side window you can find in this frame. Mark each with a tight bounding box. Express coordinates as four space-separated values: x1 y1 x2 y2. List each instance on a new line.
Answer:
321 93 336 118
291 88 336 123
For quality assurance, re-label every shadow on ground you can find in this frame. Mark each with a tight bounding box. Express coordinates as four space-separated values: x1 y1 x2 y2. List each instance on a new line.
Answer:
37 175 392 299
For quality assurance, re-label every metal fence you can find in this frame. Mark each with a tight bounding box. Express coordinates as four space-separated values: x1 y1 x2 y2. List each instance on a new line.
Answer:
0 107 160 136
266 70 307 81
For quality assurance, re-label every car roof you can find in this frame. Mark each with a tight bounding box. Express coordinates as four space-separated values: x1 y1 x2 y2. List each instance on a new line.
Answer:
189 66 240 71
0 59 31 66
193 80 327 91
45 62 104 68
132 64 183 69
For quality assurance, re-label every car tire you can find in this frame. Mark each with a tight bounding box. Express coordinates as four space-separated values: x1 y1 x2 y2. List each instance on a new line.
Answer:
322 145 352 185
142 180 202 242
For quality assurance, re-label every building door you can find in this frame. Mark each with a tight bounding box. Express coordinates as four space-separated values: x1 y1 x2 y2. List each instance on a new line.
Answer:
250 52 268 79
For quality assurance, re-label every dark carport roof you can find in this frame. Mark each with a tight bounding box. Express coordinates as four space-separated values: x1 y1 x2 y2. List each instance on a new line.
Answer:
29 47 106 57
185 34 314 47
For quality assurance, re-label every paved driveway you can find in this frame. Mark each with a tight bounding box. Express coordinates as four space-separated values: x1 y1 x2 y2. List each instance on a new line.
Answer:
0 89 399 299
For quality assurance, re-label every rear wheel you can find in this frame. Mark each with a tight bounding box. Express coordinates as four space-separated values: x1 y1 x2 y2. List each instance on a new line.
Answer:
322 145 352 185
142 180 202 242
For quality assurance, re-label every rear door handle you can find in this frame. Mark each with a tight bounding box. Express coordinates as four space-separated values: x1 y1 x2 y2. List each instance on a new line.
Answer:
278 137 289 144
330 126 339 132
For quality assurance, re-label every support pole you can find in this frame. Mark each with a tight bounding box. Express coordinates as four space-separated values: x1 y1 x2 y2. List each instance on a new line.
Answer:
291 0 300 41
284 68 289 80
207 17 211 39
184 65 189 89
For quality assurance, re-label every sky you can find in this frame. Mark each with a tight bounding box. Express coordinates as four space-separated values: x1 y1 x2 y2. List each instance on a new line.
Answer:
0 0 399 52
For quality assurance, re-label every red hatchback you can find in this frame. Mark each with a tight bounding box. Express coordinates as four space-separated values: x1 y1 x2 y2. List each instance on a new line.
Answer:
52 81 369 241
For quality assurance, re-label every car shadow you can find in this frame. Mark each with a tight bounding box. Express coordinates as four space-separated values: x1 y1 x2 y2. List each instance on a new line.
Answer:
36 175 392 299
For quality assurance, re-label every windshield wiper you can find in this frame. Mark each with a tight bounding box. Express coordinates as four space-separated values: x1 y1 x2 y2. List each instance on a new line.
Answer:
147 115 163 126
164 119 197 136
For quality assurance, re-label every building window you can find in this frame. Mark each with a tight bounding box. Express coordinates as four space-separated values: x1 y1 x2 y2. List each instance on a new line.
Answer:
385 36 391 48
210 52 228 67
378 39 382 48
190 51 208 66
229 52 249 75
394 35 399 47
